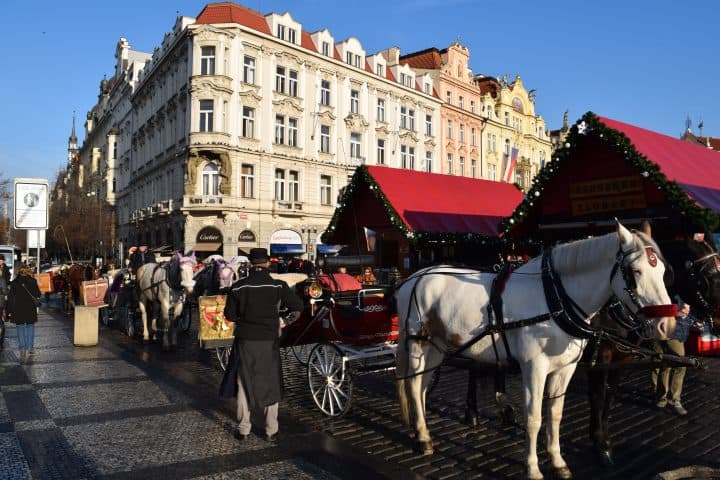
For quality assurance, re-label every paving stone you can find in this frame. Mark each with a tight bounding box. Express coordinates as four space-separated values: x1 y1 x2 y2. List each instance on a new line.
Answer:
188 459 340 479
0 432 32 479
24 359 146 384
3 390 51 421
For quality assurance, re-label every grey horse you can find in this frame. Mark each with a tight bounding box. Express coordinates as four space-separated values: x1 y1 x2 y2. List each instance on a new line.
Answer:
136 252 196 350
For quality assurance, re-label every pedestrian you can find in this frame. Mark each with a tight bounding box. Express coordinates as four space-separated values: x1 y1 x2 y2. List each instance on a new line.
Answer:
0 256 10 346
652 295 696 416
5 265 41 363
219 247 303 442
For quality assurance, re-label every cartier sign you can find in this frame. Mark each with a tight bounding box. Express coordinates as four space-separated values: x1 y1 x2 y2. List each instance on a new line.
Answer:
197 227 222 242
238 230 256 242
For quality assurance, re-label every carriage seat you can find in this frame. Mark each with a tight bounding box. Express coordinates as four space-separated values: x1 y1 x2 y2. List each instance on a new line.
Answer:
317 273 362 293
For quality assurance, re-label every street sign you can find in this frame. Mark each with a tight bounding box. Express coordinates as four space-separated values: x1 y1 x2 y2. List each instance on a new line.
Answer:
13 178 49 229
27 229 46 248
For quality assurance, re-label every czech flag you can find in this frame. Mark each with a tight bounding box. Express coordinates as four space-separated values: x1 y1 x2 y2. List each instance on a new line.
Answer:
503 147 519 183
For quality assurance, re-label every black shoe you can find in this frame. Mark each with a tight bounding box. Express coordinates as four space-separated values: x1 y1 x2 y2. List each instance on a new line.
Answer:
233 430 249 441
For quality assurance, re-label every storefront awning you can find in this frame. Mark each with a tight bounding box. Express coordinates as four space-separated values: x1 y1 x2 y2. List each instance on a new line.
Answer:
191 242 222 252
270 244 305 255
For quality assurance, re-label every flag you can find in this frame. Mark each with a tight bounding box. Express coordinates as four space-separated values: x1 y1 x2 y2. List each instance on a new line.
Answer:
503 147 519 183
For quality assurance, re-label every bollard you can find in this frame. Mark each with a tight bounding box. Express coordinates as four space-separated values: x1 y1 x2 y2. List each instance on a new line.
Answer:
74 305 100 346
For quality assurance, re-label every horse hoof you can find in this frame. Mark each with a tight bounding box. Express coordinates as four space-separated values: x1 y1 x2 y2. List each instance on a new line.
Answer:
552 466 572 479
465 409 478 428
597 450 614 468
501 404 516 425
416 440 433 455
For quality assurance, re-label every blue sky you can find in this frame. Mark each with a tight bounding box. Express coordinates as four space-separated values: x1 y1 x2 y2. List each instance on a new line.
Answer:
1 0 718 185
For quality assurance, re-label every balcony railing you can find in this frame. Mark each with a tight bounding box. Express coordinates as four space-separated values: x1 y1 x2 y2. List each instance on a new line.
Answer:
184 195 223 207
273 200 303 211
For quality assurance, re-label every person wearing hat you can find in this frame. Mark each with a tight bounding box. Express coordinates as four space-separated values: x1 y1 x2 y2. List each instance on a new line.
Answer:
219 247 303 442
5 265 41 362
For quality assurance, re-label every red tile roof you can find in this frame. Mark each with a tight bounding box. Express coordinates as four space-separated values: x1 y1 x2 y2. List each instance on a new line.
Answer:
400 48 442 70
195 2 271 35
301 30 316 52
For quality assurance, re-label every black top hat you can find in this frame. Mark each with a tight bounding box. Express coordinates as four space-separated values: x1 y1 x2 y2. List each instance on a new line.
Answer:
248 248 270 264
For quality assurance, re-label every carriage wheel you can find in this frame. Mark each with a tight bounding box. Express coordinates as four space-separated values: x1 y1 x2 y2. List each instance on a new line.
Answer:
290 344 312 366
307 343 352 417
216 346 231 371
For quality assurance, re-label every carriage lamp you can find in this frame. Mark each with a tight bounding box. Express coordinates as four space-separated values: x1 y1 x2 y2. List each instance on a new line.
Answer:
306 281 323 299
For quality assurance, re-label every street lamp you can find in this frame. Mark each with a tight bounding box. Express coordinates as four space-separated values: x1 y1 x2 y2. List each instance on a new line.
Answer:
302 225 317 261
87 189 103 265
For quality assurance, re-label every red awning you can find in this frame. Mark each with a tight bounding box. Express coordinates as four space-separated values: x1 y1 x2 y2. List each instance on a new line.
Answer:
365 166 523 235
600 116 720 212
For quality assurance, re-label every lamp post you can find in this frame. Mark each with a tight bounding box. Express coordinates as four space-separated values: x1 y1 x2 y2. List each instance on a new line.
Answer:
87 189 103 265
302 225 317 261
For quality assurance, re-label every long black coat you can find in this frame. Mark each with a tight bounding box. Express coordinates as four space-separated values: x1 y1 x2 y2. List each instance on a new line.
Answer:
7 274 41 324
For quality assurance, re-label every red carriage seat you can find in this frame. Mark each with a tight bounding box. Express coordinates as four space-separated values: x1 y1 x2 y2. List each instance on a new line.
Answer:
316 273 362 292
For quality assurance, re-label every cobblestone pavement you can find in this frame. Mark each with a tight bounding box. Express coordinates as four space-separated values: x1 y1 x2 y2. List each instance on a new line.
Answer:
1 300 719 479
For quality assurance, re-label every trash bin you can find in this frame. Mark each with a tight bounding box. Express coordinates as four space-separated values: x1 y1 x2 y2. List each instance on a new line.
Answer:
74 305 100 346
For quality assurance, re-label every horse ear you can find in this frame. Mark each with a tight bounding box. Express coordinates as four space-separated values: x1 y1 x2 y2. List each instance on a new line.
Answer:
641 219 652 237
177 251 184 260
616 221 633 248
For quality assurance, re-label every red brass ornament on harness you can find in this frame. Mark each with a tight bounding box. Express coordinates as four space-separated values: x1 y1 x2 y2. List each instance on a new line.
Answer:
646 247 658 267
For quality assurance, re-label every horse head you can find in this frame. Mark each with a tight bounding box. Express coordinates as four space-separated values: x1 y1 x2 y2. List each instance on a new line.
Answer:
674 238 720 335
216 260 235 291
176 252 197 294
611 222 675 340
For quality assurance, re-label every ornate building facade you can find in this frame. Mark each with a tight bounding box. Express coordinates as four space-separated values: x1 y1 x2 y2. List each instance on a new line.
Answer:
74 3 441 259
401 43 552 191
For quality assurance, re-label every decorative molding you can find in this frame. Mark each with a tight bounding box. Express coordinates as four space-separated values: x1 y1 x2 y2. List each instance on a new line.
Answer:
344 113 369 130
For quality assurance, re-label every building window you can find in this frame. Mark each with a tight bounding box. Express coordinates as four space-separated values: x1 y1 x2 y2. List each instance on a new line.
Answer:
202 163 219 195
460 124 465 143
425 151 433 172
322 41 330 56
350 132 361 161
320 125 330 153
471 127 476 146
288 29 296 44
470 100 475 113
241 164 254 198
409 109 415 131
400 107 407 129
400 145 407 169
199 99 213 132
377 139 385 165
288 70 298 97
425 114 432 136
242 107 255 138
538 126 544 138
274 169 285 200
275 115 285 145
504 139 510 156
243 56 256 84
320 175 332 205
350 90 359 114
446 91 452 103
409 146 415 170
504 111 510 126
377 98 385 122
275 66 286 94
276 24 286 40
376 63 385 77
459 96 464 109
488 163 496 181
424 82 432 95
200 46 215 75
288 170 299 201
446 120 452 139
471 159 477 178
447 153 453 175
320 80 330 106
459 156 465 176
346 51 352 65
288 118 298 147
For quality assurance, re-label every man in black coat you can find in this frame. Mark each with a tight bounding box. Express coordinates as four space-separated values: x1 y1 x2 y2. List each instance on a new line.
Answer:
219 248 303 442
129 245 156 276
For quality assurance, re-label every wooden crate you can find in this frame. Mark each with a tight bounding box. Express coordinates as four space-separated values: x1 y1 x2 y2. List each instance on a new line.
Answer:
81 279 108 307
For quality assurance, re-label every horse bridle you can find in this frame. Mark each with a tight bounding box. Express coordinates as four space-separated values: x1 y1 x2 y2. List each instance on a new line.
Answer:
683 245 720 322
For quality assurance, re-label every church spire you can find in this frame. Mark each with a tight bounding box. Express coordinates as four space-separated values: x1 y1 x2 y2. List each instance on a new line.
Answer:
67 111 79 165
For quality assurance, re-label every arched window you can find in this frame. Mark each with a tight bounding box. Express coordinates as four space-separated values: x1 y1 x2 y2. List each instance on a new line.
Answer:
202 163 219 196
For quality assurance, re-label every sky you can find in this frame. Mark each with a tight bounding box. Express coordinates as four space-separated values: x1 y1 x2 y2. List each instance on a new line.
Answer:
1 0 718 185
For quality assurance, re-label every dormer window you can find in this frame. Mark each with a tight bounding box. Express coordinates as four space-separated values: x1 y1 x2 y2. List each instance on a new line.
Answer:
288 29 296 44
277 24 286 40
346 52 361 68
322 41 330 56
399 73 414 88
375 63 385 77
424 82 432 95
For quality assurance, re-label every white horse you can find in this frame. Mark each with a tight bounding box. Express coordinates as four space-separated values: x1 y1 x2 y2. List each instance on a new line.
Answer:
136 252 196 350
395 222 677 480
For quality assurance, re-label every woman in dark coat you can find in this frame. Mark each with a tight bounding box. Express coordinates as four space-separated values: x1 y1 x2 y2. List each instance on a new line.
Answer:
6 265 41 362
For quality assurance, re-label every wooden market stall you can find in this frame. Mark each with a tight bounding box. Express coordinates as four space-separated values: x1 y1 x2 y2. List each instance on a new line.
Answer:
321 165 523 276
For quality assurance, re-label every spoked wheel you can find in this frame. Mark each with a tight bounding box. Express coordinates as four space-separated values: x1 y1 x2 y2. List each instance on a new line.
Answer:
290 343 313 367
216 346 231 371
308 343 352 417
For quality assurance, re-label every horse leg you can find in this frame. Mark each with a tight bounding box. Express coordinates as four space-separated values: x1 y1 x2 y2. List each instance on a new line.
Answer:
160 299 171 351
465 371 479 427
407 341 434 454
138 299 150 343
522 362 548 480
588 367 613 466
545 364 576 480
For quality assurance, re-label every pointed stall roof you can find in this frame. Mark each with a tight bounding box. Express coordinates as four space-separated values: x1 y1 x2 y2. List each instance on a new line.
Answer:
323 165 523 245
502 112 720 239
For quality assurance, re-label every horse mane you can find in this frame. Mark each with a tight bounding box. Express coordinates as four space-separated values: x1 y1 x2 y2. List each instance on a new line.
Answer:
164 256 181 290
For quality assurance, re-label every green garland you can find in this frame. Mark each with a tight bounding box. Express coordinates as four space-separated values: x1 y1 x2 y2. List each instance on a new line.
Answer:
322 165 508 248
499 111 720 237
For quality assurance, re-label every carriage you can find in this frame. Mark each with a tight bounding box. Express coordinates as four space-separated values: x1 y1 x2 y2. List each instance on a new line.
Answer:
199 255 400 417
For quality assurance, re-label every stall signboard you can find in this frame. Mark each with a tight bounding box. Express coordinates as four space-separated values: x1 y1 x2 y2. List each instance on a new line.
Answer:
569 176 646 216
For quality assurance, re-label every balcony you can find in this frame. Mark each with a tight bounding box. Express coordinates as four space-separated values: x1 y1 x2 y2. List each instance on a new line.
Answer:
348 156 366 166
272 200 303 212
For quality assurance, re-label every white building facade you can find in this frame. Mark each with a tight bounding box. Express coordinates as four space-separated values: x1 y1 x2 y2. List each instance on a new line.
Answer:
86 3 442 258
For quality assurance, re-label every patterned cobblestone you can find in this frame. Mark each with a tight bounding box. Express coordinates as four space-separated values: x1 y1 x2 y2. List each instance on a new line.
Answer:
188 459 341 479
0 432 32 479
24 359 146 384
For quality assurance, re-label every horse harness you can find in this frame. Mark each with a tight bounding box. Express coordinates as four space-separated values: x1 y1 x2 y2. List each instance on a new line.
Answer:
401 241 667 380
139 262 186 306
